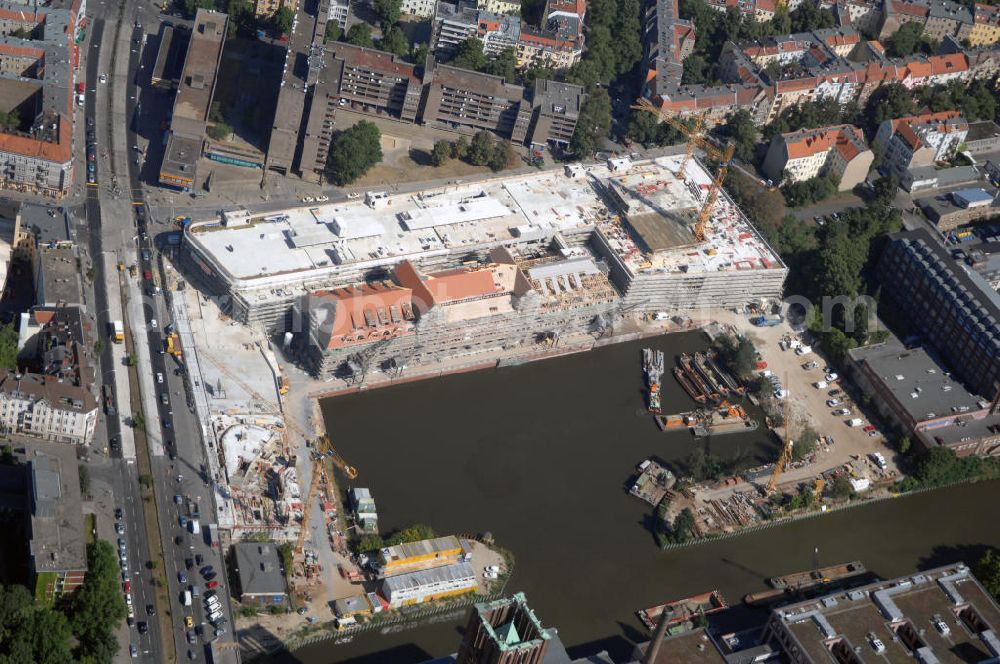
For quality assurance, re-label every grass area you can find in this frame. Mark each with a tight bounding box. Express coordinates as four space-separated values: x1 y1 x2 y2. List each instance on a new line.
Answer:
85 513 97 546
355 149 517 188
34 572 57 607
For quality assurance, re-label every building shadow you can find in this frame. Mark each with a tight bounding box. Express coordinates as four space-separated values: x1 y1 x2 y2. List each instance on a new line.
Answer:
915 544 993 572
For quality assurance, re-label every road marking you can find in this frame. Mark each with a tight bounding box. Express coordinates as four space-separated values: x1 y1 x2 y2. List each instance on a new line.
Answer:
87 182 99 187
132 201 145 207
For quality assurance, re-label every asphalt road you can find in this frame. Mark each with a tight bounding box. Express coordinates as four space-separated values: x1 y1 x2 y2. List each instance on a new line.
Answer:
80 12 164 663
117 5 239 661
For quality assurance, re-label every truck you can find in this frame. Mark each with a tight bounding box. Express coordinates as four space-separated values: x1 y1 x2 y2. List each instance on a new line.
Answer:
102 384 117 416
750 315 783 327
112 321 124 343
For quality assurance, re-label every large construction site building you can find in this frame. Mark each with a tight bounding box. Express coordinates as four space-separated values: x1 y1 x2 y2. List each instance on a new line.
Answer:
180 157 786 376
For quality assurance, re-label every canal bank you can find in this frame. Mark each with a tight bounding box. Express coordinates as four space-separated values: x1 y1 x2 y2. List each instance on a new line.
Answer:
288 332 1000 664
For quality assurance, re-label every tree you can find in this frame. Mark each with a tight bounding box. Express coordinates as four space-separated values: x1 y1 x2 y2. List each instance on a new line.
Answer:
886 22 935 57
131 413 145 430
384 524 435 546
374 0 403 24
627 110 685 147
207 122 232 141
0 585 74 664
570 88 612 157
467 131 497 166
829 474 855 500
451 136 469 159
871 175 899 209
0 322 18 371
722 109 758 163
346 23 374 48
790 1 834 31
976 549 1000 602
324 21 342 43
355 534 384 552
781 173 838 207
68 541 126 662
449 37 486 71
273 6 294 34
325 121 383 185
431 140 452 166
379 25 408 56
669 508 696 543
483 48 517 81
138 474 153 489
865 82 915 130
182 0 216 15
409 42 429 66
792 427 818 461
78 465 91 498
682 54 713 85
0 109 19 131
488 143 509 172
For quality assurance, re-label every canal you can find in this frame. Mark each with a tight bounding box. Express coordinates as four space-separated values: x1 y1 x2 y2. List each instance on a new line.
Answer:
284 331 1000 664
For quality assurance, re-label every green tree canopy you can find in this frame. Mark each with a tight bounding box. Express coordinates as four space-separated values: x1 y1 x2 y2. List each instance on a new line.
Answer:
374 0 403 25
346 23 374 48
789 1 834 31
570 87 612 157
976 549 1000 602
67 541 125 662
207 122 233 141
886 22 934 57
0 322 17 371
379 25 409 56
449 37 486 71
467 131 497 166
324 21 342 43
431 140 452 166
865 82 915 130
0 584 73 664
483 47 517 81
722 109 758 163
325 121 383 185
273 6 294 34
626 109 686 147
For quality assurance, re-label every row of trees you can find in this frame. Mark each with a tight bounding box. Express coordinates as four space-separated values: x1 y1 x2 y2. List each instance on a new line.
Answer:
443 38 518 83
431 131 513 172
356 524 436 553
781 173 839 208
0 541 125 663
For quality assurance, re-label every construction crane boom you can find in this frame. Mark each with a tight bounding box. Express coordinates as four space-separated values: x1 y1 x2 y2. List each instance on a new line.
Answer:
766 375 792 493
199 354 358 554
630 98 736 241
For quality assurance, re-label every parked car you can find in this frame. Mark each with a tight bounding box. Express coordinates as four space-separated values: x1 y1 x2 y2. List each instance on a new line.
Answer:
833 408 851 416
205 580 219 590
826 399 842 407
825 372 839 382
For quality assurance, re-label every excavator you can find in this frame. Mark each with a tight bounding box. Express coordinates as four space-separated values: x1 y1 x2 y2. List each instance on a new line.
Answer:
199 354 357 555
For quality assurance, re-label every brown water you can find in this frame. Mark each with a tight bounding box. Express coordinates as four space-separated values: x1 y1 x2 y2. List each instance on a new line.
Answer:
280 332 1000 664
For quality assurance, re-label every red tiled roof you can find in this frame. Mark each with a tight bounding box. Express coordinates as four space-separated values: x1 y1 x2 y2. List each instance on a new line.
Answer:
785 125 866 160
313 283 415 349
0 115 72 165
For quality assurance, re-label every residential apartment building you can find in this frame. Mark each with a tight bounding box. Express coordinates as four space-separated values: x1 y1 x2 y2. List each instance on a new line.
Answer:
873 110 968 176
879 229 1000 401
970 3 1000 46
433 0 520 56
327 0 349 29
0 0 84 199
516 21 582 69
401 0 437 17
0 370 97 444
477 0 521 15
254 0 297 18
762 124 873 190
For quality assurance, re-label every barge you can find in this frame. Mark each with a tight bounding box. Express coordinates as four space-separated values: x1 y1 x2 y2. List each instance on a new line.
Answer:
677 353 717 402
638 590 728 631
629 459 676 506
643 349 665 413
743 561 869 605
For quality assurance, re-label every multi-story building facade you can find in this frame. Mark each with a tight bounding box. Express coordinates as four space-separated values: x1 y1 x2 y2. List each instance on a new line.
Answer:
477 0 521 15
327 0 349 29
0 370 97 444
874 110 968 176
401 0 437 17
421 59 534 141
762 124 873 189
527 78 583 146
254 0 297 18
970 3 1000 46
0 0 84 199
434 1 520 56
879 228 1000 401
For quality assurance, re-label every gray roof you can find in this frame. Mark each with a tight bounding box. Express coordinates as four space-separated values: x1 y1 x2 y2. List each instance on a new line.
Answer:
849 341 986 421
21 202 75 246
36 245 82 307
233 543 287 597
27 445 86 574
533 79 584 119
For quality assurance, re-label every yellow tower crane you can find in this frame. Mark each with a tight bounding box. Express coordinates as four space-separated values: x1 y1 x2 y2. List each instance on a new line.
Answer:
766 375 793 493
199 354 358 555
630 98 736 242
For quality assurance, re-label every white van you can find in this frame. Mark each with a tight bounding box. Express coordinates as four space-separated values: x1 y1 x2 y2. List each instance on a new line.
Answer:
190 519 200 535
208 609 223 623
182 591 192 606
848 418 864 427
795 345 812 356
206 597 221 610
814 381 828 389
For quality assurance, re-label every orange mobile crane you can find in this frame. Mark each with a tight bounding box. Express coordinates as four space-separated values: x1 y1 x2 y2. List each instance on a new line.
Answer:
199 354 358 554
630 98 736 242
